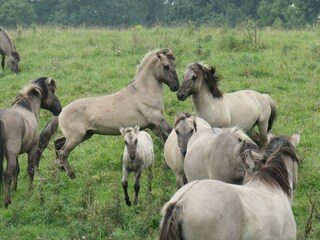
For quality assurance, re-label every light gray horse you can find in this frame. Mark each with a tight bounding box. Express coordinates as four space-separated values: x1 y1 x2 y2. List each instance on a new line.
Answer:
164 112 211 188
0 27 20 73
160 133 300 240
120 126 154 206
184 127 261 184
177 63 277 148
0 77 61 207
36 48 179 179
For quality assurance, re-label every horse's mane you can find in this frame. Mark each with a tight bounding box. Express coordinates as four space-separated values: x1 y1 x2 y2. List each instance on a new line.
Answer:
246 136 299 196
11 77 53 110
174 112 197 131
0 27 18 55
189 62 223 98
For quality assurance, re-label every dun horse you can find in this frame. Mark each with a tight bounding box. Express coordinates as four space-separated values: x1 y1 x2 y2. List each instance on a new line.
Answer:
36 48 179 179
120 126 154 206
0 77 61 207
164 112 211 188
0 27 20 73
184 127 260 184
159 133 300 240
177 63 277 148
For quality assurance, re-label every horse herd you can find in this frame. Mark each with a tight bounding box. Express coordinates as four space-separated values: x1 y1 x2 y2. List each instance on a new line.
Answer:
0 27 300 239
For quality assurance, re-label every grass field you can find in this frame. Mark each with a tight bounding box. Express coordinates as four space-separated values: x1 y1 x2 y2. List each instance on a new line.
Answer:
0 25 319 239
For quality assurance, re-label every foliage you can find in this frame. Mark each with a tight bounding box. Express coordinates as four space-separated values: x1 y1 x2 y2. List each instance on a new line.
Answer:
0 26 319 239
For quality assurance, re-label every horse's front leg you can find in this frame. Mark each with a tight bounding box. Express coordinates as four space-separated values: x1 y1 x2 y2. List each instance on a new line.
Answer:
121 168 131 206
147 166 153 193
1 54 5 70
152 118 173 143
27 147 37 191
12 157 20 191
133 171 142 206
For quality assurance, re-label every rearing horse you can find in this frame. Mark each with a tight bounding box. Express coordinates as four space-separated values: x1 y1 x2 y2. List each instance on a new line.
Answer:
177 63 277 148
36 48 179 179
0 77 62 207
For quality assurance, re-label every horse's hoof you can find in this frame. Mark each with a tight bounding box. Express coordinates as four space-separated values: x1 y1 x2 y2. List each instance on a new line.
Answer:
69 172 76 179
126 200 132 206
4 199 11 208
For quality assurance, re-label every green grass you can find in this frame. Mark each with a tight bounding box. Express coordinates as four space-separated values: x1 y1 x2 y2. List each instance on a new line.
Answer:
0 25 319 239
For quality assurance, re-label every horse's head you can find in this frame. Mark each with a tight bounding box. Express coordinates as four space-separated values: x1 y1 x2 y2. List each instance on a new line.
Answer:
120 126 140 160
174 112 197 157
33 77 62 116
177 63 222 101
8 51 20 73
154 49 179 92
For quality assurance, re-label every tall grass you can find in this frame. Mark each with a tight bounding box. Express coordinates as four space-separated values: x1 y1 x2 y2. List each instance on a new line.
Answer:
0 25 319 239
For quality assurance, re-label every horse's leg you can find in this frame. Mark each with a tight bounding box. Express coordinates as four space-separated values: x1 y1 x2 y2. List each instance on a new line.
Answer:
121 167 131 206
133 170 142 206
12 157 19 191
152 118 173 143
4 154 17 207
1 54 5 70
257 120 268 149
27 147 37 191
247 129 260 146
147 166 153 193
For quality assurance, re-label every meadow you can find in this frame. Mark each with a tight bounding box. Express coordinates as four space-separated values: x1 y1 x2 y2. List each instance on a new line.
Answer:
0 25 319 239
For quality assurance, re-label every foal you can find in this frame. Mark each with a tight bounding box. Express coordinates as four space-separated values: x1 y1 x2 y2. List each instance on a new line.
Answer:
120 126 154 206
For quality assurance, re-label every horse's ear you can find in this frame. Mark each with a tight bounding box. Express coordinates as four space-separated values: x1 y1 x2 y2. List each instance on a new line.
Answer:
289 133 300 147
134 125 140 133
208 66 216 75
31 87 43 98
191 115 197 132
156 52 164 60
120 127 125 136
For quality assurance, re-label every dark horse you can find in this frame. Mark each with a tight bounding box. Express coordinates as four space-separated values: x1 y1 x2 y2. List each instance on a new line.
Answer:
0 27 20 73
0 77 62 207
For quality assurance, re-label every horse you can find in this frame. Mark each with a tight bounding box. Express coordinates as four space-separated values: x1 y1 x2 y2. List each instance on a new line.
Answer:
120 126 154 206
36 48 179 179
176 62 277 148
0 27 20 73
159 133 300 240
0 77 62 207
164 112 211 188
184 127 261 184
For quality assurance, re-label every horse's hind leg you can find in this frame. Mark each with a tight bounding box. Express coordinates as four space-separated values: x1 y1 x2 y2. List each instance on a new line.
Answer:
257 120 268 149
4 155 17 207
147 166 153 193
12 158 19 191
27 147 37 191
1 54 5 70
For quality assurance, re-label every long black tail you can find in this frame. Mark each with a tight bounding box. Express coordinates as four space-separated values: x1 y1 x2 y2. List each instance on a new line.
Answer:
35 116 59 168
159 201 184 240
0 119 5 192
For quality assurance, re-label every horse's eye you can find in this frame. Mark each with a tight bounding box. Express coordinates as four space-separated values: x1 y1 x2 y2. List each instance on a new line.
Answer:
124 140 128 145
189 129 194 134
175 130 180 135
192 75 197 80
164 64 169 70
134 139 138 144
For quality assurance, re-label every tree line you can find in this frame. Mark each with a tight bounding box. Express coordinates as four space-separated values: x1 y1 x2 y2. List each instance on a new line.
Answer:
0 0 319 28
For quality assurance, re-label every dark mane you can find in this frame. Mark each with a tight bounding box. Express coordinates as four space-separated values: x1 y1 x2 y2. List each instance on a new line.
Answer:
193 63 223 98
247 136 299 196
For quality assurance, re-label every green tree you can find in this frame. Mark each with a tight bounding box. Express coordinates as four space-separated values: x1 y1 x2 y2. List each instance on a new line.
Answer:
0 0 36 27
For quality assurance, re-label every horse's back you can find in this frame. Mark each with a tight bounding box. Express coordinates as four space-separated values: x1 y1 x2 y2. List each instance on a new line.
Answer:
138 131 154 168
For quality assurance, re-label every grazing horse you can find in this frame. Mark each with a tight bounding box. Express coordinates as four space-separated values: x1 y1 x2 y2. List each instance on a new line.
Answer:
159 133 300 240
120 126 154 206
0 27 20 73
0 77 61 207
177 63 277 148
164 112 211 188
36 48 179 179
184 127 261 184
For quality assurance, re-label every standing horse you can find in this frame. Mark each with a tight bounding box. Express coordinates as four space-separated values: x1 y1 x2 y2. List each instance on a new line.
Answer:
0 77 61 207
160 133 300 240
120 126 154 206
164 112 211 188
184 127 261 184
36 48 179 179
0 27 20 73
177 63 277 148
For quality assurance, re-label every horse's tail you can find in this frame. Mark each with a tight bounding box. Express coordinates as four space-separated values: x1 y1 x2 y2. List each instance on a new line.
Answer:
159 201 184 240
0 119 5 192
35 116 59 168
264 94 277 132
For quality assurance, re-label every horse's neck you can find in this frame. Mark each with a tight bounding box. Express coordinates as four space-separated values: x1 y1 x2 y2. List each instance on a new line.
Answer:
133 69 163 95
192 84 228 126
